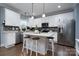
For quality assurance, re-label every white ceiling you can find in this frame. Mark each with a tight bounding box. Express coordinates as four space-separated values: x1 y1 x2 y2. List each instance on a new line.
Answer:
6 3 75 16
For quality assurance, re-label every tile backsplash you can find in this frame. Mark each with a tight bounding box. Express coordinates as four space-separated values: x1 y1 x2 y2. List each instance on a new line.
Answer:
3 26 19 31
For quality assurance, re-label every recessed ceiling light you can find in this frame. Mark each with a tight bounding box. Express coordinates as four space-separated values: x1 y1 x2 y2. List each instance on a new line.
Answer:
58 5 61 8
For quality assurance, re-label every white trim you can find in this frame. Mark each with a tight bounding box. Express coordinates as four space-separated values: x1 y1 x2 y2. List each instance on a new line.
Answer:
4 44 15 48
0 44 4 47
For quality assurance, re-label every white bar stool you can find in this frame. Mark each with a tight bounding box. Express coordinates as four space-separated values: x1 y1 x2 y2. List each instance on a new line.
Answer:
47 37 54 56
30 37 40 56
22 35 30 55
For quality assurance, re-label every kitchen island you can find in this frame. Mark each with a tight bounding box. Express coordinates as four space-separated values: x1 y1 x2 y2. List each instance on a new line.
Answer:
23 31 57 55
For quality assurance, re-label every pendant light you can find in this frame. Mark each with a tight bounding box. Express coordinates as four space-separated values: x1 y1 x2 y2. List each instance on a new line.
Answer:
31 3 34 19
42 3 46 18
24 12 27 19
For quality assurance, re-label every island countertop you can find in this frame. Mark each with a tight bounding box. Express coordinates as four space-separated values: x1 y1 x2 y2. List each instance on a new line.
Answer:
23 31 58 55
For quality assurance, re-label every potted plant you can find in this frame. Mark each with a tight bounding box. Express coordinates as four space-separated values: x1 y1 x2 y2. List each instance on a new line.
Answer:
21 24 26 32
34 25 39 33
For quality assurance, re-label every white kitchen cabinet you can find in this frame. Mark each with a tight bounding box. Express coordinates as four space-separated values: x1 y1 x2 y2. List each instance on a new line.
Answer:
2 31 16 48
5 8 20 26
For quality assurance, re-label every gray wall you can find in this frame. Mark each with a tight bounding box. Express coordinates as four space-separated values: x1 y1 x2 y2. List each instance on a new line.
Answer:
74 4 79 40
0 7 5 46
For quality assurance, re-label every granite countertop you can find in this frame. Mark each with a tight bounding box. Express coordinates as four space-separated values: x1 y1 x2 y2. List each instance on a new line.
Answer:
3 31 18 33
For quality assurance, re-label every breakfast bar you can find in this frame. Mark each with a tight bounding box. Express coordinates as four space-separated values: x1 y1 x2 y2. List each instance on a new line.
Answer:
23 32 55 55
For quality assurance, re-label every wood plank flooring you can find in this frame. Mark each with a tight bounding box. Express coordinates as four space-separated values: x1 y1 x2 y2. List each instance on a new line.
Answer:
0 43 76 56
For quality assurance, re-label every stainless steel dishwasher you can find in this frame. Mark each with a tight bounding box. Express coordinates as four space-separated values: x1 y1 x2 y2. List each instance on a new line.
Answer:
16 32 23 44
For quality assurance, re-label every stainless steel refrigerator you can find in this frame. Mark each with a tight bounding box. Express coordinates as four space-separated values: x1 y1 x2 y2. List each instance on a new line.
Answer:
58 19 75 48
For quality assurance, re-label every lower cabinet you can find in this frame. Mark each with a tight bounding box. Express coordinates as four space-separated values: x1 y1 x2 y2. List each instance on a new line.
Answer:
1 31 23 48
2 31 16 48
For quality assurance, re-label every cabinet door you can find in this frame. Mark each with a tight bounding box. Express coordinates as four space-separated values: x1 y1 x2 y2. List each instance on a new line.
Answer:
5 32 15 46
5 8 20 26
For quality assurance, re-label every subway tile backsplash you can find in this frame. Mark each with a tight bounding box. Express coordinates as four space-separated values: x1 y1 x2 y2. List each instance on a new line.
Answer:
3 26 19 31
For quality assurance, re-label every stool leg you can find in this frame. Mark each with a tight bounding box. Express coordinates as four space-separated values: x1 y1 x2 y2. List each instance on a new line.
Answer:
30 39 33 56
26 39 28 54
22 39 25 52
24 40 27 56
52 40 54 56
22 39 26 56
76 52 78 56
36 40 38 56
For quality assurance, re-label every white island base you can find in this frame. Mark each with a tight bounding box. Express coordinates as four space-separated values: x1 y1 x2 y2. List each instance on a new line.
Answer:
23 32 57 55
25 37 48 55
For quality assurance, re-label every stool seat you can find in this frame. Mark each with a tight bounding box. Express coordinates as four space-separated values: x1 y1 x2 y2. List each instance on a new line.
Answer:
47 37 54 39
32 37 40 40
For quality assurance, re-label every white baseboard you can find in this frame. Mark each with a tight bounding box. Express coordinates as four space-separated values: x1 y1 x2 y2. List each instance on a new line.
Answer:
0 44 15 48
5 44 15 48
0 44 4 47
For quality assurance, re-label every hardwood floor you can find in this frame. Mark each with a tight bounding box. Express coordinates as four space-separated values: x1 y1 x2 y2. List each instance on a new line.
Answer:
0 43 76 56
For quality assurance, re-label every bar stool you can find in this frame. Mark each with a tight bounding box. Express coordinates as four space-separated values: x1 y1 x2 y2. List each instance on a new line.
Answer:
47 37 54 56
22 35 30 55
30 37 40 56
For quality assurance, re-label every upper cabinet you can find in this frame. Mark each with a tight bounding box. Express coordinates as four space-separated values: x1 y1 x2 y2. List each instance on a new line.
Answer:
49 12 74 27
5 8 20 26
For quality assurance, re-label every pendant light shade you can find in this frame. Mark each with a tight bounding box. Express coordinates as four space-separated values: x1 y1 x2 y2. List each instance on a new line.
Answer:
24 12 27 19
31 3 34 19
42 14 46 17
31 16 34 19
42 3 46 18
